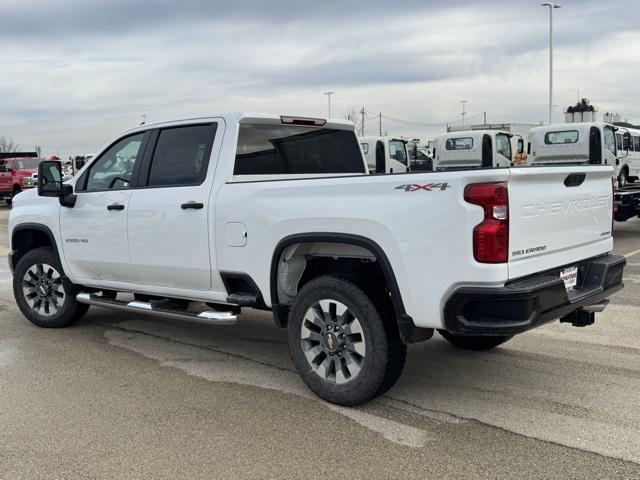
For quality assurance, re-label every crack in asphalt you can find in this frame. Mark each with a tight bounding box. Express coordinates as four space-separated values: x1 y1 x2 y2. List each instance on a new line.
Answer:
96 319 640 465
93 320 294 373
384 396 640 467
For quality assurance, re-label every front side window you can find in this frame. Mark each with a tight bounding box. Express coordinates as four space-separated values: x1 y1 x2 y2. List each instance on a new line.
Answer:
544 130 579 144
634 136 640 152
360 143 369 155
83 133 144 191
616 134 623 151
604 127 616 155
622 133 631 151
496 134 512 160
388 140 407 165
234 125 365 175
147 124 216 187
445 137 473 150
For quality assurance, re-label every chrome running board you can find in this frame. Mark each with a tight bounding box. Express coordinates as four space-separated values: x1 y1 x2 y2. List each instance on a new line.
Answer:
76 293 237 326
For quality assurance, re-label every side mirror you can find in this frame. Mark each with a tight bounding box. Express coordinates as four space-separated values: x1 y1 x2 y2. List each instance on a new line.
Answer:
623 132 631 151
0 164 8 173
517 138 524 154
412 145 418 160
38 161 63 197
75 158 86 170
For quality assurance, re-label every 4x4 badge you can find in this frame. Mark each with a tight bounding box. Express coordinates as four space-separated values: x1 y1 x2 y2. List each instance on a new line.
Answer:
395 183 450 192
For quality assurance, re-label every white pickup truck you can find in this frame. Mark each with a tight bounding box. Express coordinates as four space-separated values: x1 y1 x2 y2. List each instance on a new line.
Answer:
8 113 626 406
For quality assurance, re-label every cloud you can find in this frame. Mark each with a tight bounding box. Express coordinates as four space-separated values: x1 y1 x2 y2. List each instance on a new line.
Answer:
0 0 639 156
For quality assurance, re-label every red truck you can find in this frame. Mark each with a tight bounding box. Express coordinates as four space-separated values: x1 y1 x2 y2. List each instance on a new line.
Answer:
0 153 41 205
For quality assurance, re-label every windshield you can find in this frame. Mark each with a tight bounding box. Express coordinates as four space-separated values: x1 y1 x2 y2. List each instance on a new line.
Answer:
16 159 40 169
604 126 616 155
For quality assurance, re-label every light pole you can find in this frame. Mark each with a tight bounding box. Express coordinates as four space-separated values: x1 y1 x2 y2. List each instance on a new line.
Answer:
324 91 335 118
460 100 469 126
542 2 561 125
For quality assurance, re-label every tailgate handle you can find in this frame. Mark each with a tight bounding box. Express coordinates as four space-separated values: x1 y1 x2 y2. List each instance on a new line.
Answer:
564 173 586 187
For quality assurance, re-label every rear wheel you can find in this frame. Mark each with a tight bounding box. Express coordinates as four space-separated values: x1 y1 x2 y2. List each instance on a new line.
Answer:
13 247 89 328
440 331 513 351
618 168 629 188
288 275 406 406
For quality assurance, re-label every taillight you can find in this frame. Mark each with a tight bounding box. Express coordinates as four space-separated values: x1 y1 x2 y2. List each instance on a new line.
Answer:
464 182 509 263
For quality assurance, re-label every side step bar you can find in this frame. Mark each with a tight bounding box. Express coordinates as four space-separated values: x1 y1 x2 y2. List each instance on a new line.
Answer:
76 293 237 326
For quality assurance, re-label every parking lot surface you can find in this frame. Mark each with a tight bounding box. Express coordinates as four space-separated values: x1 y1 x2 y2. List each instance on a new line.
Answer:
1 206 639 479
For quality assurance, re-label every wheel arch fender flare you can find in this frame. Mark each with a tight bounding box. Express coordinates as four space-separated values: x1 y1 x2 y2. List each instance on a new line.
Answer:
269 232 428 344
10 223 63 273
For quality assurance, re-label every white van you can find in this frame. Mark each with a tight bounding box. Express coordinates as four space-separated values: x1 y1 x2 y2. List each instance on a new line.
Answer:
359 136 409 173
433 130 522 170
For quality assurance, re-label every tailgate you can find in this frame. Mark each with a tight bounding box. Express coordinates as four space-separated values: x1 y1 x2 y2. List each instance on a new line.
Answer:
508 166 614 279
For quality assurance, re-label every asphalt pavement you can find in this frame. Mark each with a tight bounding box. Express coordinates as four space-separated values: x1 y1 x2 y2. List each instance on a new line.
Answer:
1 205 639 479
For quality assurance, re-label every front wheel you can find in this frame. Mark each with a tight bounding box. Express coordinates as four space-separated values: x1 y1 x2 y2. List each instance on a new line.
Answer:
13 247 89 328
288 275 406 406
439 331 513 351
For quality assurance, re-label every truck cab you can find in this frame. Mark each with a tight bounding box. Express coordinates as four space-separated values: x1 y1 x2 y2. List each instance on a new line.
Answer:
0 155 42 204
359 136 409 173
526 122 630 178
433 130 518 170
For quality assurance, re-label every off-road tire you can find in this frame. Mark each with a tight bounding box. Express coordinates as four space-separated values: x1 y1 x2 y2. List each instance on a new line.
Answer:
288 275 406 406
439 331 513 351
13 246 89 328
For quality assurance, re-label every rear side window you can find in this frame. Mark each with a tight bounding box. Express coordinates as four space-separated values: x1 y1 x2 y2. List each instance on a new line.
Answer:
445 137 473 150
148 124 216 187
234 125 365 175
544 130 579 144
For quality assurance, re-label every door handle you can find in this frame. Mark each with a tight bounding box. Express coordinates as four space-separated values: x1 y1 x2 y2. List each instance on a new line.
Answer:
181 202 204 210
107 203 125 211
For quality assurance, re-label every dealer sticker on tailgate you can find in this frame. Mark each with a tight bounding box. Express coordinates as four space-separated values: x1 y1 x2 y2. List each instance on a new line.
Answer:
560 266 578 292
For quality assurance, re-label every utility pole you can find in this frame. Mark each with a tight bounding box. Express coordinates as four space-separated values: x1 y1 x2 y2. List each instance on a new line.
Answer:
483 112 487 125
324 92 334 118
361 107 365 137
379 113 382 136
140 114 146 125
542 2 561 125
460 100 469 126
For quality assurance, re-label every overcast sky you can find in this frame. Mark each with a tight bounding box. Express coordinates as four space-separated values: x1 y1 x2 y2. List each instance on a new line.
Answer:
1 0 639 157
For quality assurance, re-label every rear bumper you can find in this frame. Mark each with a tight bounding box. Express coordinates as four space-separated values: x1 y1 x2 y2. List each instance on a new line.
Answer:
444 254 626 336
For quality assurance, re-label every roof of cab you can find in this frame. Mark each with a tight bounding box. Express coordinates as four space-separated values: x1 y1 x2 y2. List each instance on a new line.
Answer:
120 112 354 136
528 122 608 134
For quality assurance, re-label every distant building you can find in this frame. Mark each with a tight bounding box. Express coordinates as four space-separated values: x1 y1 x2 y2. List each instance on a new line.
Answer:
565 98 597 123
603 112 622 124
